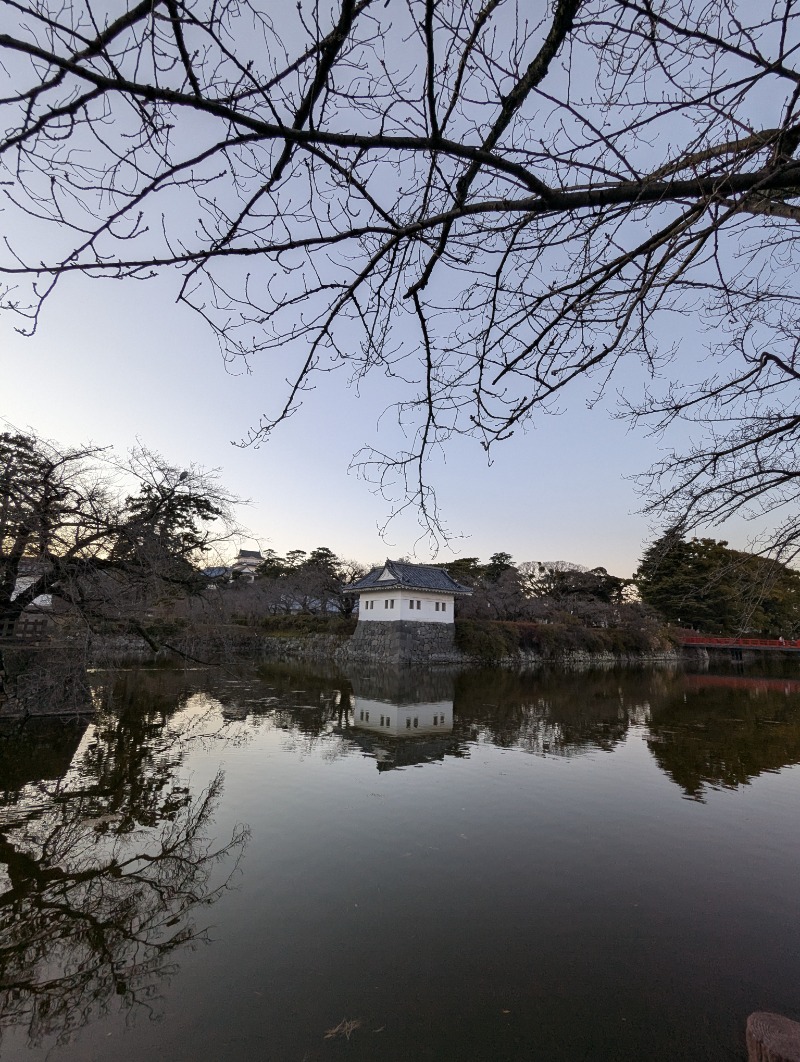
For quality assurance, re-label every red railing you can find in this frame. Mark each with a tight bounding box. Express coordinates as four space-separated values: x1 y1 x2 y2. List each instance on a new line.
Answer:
679 633 800 649
684 674 800 692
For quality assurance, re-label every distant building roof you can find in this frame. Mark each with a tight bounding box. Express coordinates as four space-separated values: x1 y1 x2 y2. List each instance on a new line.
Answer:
235 549 263 560
203 566 230 580
347 559 472 595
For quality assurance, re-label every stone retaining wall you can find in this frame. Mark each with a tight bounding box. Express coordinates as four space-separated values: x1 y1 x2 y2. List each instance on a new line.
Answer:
338 620 465 665
502 649 678 670
261 633 349 660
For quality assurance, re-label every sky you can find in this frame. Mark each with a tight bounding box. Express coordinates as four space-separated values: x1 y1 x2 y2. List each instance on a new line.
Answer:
0 1 780 578
0 266 753 578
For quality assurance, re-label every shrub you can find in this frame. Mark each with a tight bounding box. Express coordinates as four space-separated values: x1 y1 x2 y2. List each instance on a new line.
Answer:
455 618 664 661
252 614 357 637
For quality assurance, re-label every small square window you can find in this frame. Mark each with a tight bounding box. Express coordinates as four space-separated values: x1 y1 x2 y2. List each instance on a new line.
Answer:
365 712 370 721
409 600 414 609
435 602 439 611
416 600 421 610
433 715 438 725
380 715 384 726
442 602 447 612
386 717 391 727
413 717 419 728
360 711 364 721
406 718 411 728
390 599 394 609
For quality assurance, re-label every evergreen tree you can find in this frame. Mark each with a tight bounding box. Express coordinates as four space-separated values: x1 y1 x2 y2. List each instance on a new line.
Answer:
636 534 800 636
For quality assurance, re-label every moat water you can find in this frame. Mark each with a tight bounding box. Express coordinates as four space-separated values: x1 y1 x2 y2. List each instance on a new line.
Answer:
1 661 799 1061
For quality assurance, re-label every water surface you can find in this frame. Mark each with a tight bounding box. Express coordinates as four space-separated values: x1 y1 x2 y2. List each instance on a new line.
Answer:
1 662 799 1061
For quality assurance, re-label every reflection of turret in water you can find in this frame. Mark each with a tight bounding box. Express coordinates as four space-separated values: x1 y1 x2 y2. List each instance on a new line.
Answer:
347 671 462 769
353 698 453 737
346 666 456 706
346 716 467 772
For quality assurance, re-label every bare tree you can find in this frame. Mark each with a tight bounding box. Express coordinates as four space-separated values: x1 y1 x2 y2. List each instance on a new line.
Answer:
0 430 240 635
0 429 241 706
3 1 800 544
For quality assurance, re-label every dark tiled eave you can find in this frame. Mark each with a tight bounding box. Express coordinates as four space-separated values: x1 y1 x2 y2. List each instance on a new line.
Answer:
346 559 472 595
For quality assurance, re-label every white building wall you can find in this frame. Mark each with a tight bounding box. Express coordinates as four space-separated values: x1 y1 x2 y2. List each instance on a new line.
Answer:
357 588 454 623
11 576 52 608
353 699 453 735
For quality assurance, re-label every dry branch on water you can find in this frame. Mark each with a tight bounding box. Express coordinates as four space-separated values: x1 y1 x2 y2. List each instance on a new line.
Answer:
324 1017 363 1041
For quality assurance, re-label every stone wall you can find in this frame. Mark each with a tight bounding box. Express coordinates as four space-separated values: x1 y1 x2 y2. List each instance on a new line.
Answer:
506 648 678 670
338 620 465 665
261 633 350 661
0 644 93 719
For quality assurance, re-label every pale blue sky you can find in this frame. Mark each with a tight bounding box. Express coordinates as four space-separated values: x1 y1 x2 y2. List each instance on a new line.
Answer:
0 265 755 577
1 1 780 577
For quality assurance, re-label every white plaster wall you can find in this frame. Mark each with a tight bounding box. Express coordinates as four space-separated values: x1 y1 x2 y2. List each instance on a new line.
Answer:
357 588 454 622
11 576 52 608
353 699 453 735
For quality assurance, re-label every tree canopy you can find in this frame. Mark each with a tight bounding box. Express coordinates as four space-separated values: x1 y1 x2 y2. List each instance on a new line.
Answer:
636 533 800 636
3 2 800 544
0 430 238 643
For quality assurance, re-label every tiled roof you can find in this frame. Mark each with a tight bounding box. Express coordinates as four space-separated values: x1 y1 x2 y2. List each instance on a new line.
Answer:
347 559 472 595
236 549 263 560
203 566 230 579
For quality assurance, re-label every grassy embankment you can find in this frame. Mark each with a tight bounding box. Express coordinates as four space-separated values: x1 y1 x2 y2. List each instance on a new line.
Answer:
141 614 672 662
454 619 675 663
241 613 673 661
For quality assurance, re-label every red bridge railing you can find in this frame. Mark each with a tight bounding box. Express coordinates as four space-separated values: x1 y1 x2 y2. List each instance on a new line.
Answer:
679 633 800 649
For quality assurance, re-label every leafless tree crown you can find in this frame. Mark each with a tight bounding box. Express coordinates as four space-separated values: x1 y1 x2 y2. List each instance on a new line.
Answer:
3 1 800 545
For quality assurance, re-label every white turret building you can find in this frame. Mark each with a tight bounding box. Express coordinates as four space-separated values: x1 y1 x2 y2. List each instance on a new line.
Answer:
344 560 472 663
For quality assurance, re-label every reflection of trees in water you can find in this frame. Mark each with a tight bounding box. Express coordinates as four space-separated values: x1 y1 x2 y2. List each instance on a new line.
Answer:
0 717 89 798
250 662 800 797
97 662 800 800
248 663 656 764
456 668 800 792
0 677 248 1050
247 664 654 766
646 679 800 800
248 662 356 761
452 669 655 757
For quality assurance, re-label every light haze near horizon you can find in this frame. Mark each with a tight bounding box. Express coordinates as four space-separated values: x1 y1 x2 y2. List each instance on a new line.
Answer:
1 267 759 578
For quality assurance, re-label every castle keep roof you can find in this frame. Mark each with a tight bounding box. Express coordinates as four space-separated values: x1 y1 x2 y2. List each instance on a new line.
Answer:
347 559 472 595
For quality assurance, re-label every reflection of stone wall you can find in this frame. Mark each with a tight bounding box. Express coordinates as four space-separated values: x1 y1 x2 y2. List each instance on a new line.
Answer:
0 716 90 792
347 666 456 704
339 620 464 665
